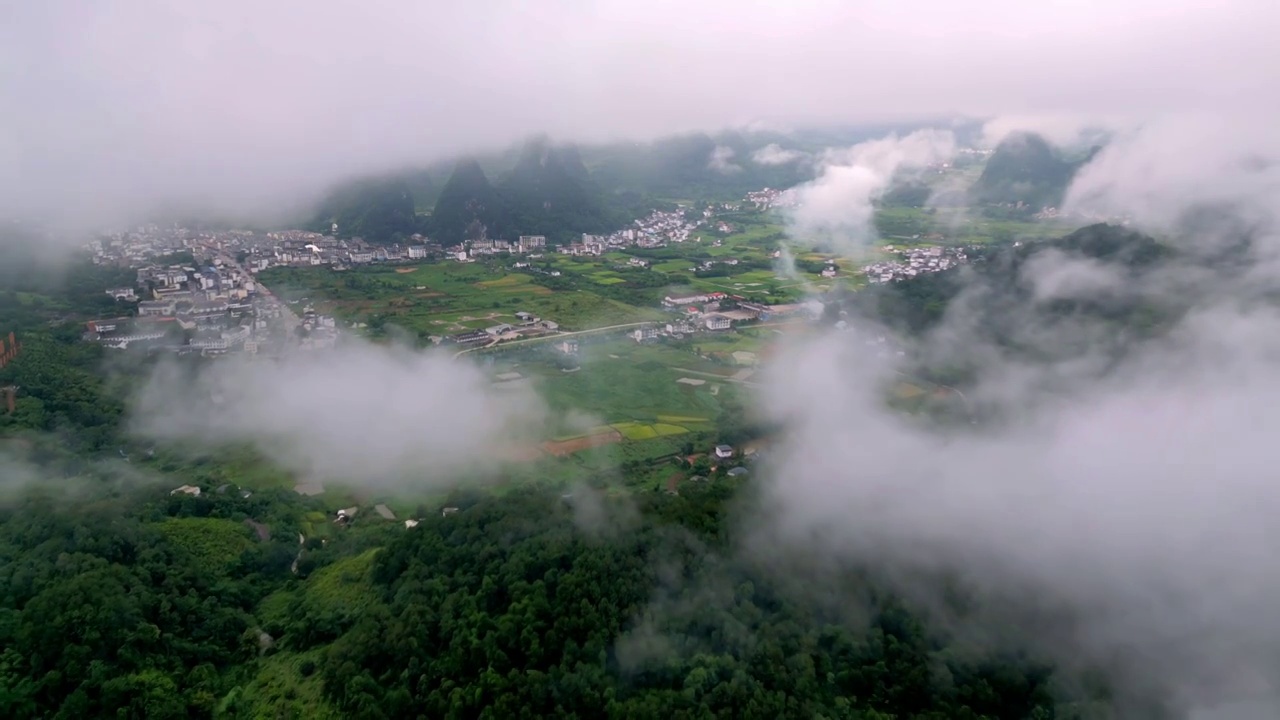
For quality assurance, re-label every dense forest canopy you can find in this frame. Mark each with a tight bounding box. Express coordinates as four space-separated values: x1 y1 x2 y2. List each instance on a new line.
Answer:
1 468 1139 719
317 484 1100 719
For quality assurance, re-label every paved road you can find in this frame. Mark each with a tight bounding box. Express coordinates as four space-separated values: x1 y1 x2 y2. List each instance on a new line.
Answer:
670 367 763 388
199 245 301 334
451 317 808 359
233 257 300 331
452 321 657 358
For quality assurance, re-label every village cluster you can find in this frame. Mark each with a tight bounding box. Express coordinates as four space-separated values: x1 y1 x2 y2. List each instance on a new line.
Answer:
556 207 699 256
236 190 777 272
79 184 843 355
438 291 822 352
86 226 338 354
1033 205 1127 224
744 187 800 210
621 292 821 344
434 310 562 349
861 244 971 283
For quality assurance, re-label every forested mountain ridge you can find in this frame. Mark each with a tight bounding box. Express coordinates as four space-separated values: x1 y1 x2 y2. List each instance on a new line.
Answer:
588 131 813 201
969 132 1100 209
306 129 821 245
842 223 1191 405
496 138 623 242
427 138 636 244
852 223 1174 336
309 175 422 242
430 157 513 243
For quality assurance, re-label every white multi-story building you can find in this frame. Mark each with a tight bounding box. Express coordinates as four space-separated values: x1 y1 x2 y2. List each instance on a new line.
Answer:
703 314 732 331
518 235 546 253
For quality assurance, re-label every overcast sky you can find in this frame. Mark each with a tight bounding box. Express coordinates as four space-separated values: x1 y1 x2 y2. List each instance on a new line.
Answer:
1 0 1276 227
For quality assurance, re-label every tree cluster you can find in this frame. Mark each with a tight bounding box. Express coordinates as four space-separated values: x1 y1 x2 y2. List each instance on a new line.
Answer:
313 485 1084 719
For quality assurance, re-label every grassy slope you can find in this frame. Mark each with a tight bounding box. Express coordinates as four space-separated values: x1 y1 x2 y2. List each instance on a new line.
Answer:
157 517 255 572
219 650 339 720
228 549 384 718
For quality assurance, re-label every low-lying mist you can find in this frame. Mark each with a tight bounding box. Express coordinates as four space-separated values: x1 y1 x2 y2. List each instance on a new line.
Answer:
783 129 956 253
743 132 1280 713
130 337 547 490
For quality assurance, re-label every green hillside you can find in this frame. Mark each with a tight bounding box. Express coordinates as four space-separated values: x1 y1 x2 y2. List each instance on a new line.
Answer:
497 137 623 242
430 157 513 243
969 132 1098 208
309 175 421 242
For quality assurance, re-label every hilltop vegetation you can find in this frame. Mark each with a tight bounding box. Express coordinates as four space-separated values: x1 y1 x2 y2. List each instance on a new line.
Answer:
307 130 826 245
317 484 1115 719
855 223 1174 333
843 223 1187 403
969 132 1099 210
588 131 808 200
304 125 1108 251
310 175 423 242
1 468 1134 719
500 137 624 241
304 123 1046 246
0 476 345 719
430 158 515 243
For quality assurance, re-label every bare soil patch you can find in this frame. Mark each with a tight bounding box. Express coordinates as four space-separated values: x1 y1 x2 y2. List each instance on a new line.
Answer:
394 266 417 273
542 429 623 456
502 445 546 462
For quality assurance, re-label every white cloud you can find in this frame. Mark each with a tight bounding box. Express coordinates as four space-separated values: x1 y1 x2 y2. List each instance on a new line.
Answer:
752 111 1280 701
1064 115 1280 242
707 145 741 174
756 298 1280 711
130 339 546 489
785 129 955 249
751 143 806 166
1020 248 1127 302
980 114 1127 150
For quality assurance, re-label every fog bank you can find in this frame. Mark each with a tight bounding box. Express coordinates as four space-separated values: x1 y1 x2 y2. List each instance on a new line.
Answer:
131 340 546 489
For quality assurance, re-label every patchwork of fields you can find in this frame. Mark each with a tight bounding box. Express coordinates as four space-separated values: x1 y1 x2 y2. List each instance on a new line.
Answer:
259 206 1021 339
250 204 1055 488
259 262 664 333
